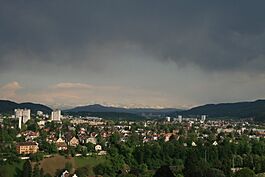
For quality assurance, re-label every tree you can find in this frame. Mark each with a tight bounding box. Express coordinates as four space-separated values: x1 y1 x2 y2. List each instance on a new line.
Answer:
22 160 32 177
205 168 225 177
30 152 44 162
43 174 52 177
118 174 137 177
32 164 41 177
65 162 73 172
234 168 255 177
94 162 115 176
41 142 57 154
109 132 121 145
0 166 11 177
85 142 95 152
75 166 90 177
68 147 76 157
27 121 39 131
81 147 88 156
256 173 265 177
153 166 175 177
184 151 208 177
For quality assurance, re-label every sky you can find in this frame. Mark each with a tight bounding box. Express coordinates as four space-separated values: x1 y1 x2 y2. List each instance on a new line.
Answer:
1 1 265 109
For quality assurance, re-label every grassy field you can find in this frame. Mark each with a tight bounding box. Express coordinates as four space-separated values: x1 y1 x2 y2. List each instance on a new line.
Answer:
39 155 107 176
74 155 107 168
40 155 76 176
74 155 108 176
0 160 25 177
1 155 107 177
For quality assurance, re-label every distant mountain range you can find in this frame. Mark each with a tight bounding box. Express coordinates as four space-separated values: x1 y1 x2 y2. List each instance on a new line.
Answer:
177 99 265 120
64 104 182 120
65 104 181 115
0 100 52 114
1 99 265 121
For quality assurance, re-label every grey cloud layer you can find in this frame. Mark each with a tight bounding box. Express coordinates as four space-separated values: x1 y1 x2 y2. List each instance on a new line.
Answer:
2 1 265 107
1 1 265 73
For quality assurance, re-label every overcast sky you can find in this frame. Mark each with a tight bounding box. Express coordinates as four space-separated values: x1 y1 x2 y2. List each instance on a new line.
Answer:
1 1 265 109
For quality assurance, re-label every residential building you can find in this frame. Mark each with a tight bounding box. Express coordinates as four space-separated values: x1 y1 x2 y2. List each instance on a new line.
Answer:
16 142 39 154
15 109 31 124
69 137 79 147
87 137 97 145
37 111 43 116
15 109 23 118
18 117 22 129
51 110 61 121
95 144 102 151
56 137 68 151
178 115 183 123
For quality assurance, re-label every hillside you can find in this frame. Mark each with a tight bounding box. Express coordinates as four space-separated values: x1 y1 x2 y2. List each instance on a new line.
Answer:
177 99 265 120
66 111 146 120
65 104 180 115
0 100 52 114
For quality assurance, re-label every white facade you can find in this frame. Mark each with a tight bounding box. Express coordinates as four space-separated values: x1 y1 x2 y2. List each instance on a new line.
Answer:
15 109 23 118
166 116 171 122
15 109 31 124
18 117 22 129
200 115 206 123
95 144 102 151
22 109 31 123
178 115 182 123
51 110 61 121
37 111 43 116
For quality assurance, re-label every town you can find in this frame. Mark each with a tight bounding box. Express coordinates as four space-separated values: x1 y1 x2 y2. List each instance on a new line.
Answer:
1 108 265 177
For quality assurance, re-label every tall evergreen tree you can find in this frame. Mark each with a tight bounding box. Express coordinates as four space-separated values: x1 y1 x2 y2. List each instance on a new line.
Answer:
33 163 41 177
22 160 32 177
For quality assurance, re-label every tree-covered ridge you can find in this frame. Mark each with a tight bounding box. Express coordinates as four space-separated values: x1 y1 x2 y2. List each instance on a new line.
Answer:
175 99 265 120
0 100 52 114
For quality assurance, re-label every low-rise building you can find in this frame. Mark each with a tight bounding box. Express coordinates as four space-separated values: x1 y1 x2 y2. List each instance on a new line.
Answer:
95 144 102 151
16 142 38 154
87 137 97 145
56 137 68 151
51 110 61 121
69 137 79 147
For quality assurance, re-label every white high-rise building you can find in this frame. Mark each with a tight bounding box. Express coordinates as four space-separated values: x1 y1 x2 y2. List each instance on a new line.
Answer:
166 116 171 122
15 109 23 118
200 115 206 123
178 115 183 123
37 111 43 116
18 117 22 129
15 109 31 126
22 109 31 123
51 110 61 121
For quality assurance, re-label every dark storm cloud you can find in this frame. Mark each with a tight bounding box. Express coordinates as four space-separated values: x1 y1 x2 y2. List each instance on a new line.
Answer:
1 1 265 72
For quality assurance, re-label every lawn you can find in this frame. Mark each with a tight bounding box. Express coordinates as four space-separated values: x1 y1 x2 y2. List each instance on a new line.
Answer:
0 160 25 177
40 155 76 176
74 155 108 176
74 155 107 168
0 155 107 177
39 155 107 176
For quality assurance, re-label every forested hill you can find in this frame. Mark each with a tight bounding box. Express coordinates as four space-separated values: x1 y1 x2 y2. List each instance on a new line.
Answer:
0 100 52 114
65 104 181 115
177 99 265 120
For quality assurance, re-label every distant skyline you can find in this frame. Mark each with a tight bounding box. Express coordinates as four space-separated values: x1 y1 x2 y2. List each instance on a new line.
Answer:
1 1 265 109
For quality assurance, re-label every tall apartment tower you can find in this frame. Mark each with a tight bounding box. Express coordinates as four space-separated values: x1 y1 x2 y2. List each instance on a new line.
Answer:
37 111 43 116
200 115 207 123
22 109 31 123
15 109 31 128
51 110 61 121
18 117 22 129
178 115 183 123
